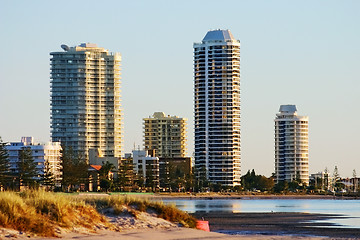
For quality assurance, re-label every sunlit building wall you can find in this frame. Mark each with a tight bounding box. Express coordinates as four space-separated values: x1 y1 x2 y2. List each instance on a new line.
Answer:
275 105 309 185
50 43 122 159
194 29 241 186
143 112 187 158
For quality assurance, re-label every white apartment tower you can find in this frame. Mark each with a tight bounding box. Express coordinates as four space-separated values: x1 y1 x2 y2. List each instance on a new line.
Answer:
143 112 187 158
275 105 309 185
50 43 122 159
194 29 241 186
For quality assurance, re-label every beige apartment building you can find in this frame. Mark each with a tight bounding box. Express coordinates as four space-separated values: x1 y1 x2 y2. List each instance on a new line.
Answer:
143 112 187 158
50 43 122 159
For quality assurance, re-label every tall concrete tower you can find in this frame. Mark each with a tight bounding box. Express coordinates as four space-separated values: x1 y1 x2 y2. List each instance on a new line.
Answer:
50 43 122 159
275 105 309 185
193 30 241 186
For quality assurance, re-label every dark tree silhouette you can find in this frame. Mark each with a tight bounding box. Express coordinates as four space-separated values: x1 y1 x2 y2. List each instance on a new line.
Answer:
17 147 38 188
0 137 10 190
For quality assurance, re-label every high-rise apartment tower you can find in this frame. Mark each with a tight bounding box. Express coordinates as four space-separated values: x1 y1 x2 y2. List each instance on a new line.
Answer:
275 105 309 185
144 112 187 158
50 43 122 159
194 29 241 186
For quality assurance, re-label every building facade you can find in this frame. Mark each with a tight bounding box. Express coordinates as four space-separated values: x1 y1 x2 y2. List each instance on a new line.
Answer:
159 157 192 190
131 150 159 188
143 112 187 158
50 43 122 159
275 105 309 185
194 29 241 186
6 137 62 185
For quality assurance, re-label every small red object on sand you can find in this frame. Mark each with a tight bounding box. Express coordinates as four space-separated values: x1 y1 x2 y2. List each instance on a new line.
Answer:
196 220 210 232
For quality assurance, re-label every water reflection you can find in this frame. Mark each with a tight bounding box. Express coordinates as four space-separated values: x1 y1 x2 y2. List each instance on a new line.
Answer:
169 199 242 213
163 199 360 228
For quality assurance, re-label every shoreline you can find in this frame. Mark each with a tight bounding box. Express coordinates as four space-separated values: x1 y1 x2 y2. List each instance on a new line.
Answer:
152 193 359 200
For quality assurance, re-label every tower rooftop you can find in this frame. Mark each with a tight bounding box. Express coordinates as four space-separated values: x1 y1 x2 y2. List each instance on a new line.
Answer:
203 29 236 42
279 105 297 113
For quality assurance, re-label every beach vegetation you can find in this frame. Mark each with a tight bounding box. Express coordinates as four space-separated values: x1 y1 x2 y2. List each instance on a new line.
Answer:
0 190 109 237
241 169 274 192
83 195 197 228
0 190 197 236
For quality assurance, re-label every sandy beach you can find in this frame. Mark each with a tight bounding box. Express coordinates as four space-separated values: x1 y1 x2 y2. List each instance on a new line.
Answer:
34 228 330 240
2 211 359 240
1 227 329 240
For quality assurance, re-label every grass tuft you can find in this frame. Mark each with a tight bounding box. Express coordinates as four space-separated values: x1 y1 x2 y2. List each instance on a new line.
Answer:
82 195 197 228
0 190 110 237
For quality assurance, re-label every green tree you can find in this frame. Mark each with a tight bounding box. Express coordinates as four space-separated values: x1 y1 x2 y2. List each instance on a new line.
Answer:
241 169 274 192
273 180 289 193
98 161 115 192
288 180 300 192
99 161 115 179
332 166 342 192
17 147 38 189
61 146 88 192
0 138 10 190
117 157 135 191
42 160 55 190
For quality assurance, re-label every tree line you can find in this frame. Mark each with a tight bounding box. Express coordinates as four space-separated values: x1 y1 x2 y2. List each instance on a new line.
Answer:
0 137 358 193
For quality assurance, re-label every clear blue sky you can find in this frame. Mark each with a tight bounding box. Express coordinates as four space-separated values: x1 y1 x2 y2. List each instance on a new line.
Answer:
1 0 359 177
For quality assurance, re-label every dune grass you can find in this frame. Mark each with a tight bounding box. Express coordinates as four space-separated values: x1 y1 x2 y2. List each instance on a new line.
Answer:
83 195 197 228
0 190 109 237
0 191 197 237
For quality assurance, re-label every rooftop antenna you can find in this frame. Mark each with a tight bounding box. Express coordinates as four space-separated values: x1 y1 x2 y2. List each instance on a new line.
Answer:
61 44 69 51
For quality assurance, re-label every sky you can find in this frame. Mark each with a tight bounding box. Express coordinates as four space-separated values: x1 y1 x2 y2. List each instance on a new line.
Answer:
0 0 359 178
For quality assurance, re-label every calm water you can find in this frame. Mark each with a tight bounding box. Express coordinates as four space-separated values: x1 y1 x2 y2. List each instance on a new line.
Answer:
163 198 360 228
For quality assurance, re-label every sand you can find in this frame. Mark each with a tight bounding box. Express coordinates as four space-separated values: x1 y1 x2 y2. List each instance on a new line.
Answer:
2 211 355 240
38 228 329 240
0 210 333 240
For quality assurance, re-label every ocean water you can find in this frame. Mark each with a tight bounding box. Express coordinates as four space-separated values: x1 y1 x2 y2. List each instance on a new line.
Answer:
163 198 360 228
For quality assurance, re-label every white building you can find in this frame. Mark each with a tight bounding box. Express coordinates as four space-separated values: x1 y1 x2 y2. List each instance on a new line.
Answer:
194 29 241 186
310 171 331 191
130 150 159 188
50 43 122 159
275 105 309 185
6 137 62 185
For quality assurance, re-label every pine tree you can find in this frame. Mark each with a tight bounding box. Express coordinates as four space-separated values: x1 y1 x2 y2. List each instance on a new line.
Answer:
0 137 10 190
42 160 55 190
353 169 357 192
17 147 38 188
